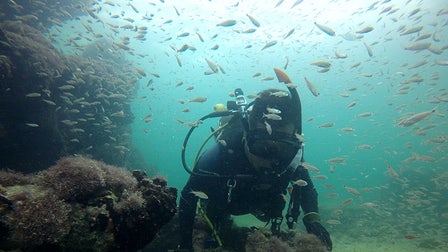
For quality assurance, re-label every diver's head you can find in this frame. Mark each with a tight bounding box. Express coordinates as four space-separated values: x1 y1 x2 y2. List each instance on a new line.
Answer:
243 88 302 176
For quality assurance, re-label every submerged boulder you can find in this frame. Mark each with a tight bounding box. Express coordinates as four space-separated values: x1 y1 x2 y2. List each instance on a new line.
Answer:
0 156 177 251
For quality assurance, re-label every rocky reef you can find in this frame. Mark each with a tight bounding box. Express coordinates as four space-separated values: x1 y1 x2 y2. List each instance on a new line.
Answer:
0 156 177 251
0 20 146 173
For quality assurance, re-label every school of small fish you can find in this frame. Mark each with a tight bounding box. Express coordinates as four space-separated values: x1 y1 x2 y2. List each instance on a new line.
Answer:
4 0 448 250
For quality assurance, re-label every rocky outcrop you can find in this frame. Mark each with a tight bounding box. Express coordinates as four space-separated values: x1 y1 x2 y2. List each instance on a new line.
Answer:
0 156 177 251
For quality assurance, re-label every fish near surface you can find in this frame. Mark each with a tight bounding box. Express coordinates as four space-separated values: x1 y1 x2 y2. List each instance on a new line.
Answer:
304 77 319 96
404 42 432 51
216 20 236 27
400 26 423 36
274 0 285 8
291 0 304 9
261 40 277 50
241 28 256 34
273 68 292 83
364 42 373 57
398 108 436 127
314 22 335 36
260 76 274 81
205 58 218 73
246 14 260 27
356 26 374 34
311 60 331 68
284 28 295 39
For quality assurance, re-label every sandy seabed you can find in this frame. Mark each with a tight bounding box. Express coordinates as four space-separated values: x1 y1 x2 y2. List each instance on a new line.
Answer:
333 238 444 252
233 216 447 252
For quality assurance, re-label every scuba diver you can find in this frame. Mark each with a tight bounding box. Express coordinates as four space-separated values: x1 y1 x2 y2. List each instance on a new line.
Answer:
178 69 332 251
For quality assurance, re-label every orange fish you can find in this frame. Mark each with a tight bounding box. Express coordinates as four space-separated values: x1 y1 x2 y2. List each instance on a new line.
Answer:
273 68 292 83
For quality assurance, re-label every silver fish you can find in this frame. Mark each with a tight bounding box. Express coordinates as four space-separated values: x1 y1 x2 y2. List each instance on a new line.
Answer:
205 58 218 73
284 28 295 39
398 108 436 127
263 113 282 121
314 22 335 36
364 42 373 57
25 92 41 98
246 14 260 27
190 190 208 199
356 26 374 34
270 91 289 97
304 77 319 96
216 20 236 27
292 179 308 186
25 123 39 127
266 107 282 114
264 121 272 135
261 40 277 51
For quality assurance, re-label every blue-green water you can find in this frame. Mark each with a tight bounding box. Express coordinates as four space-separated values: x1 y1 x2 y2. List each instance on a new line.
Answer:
46 0 447 249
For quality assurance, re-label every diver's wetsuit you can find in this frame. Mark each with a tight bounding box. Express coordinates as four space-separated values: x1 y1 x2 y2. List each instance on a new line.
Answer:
179 130 319 249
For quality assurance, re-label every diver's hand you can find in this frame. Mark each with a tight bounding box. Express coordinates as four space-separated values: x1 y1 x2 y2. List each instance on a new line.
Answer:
304 221 332 251
303 212 332 251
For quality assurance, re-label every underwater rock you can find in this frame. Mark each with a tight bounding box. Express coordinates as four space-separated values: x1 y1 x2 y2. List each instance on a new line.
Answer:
245 229 328 252
0 156 177 251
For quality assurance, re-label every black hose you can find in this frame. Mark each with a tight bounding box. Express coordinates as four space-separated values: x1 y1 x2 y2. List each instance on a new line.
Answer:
181 111 234 177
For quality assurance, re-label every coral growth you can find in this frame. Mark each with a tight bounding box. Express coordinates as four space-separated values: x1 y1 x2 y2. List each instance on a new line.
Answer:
8 190 71 247
113 190 146 213
245 229 328 252
0 156 177 251
0 21 67 85
38 156 137 201
0 170 33 186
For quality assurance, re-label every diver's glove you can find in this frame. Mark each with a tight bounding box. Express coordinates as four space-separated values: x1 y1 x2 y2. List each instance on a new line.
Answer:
270 217 283 235
303 212 332 251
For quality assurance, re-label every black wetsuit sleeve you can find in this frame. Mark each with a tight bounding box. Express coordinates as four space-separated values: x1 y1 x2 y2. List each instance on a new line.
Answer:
294 165 319 214
179 176 198 248
178 144 222 248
